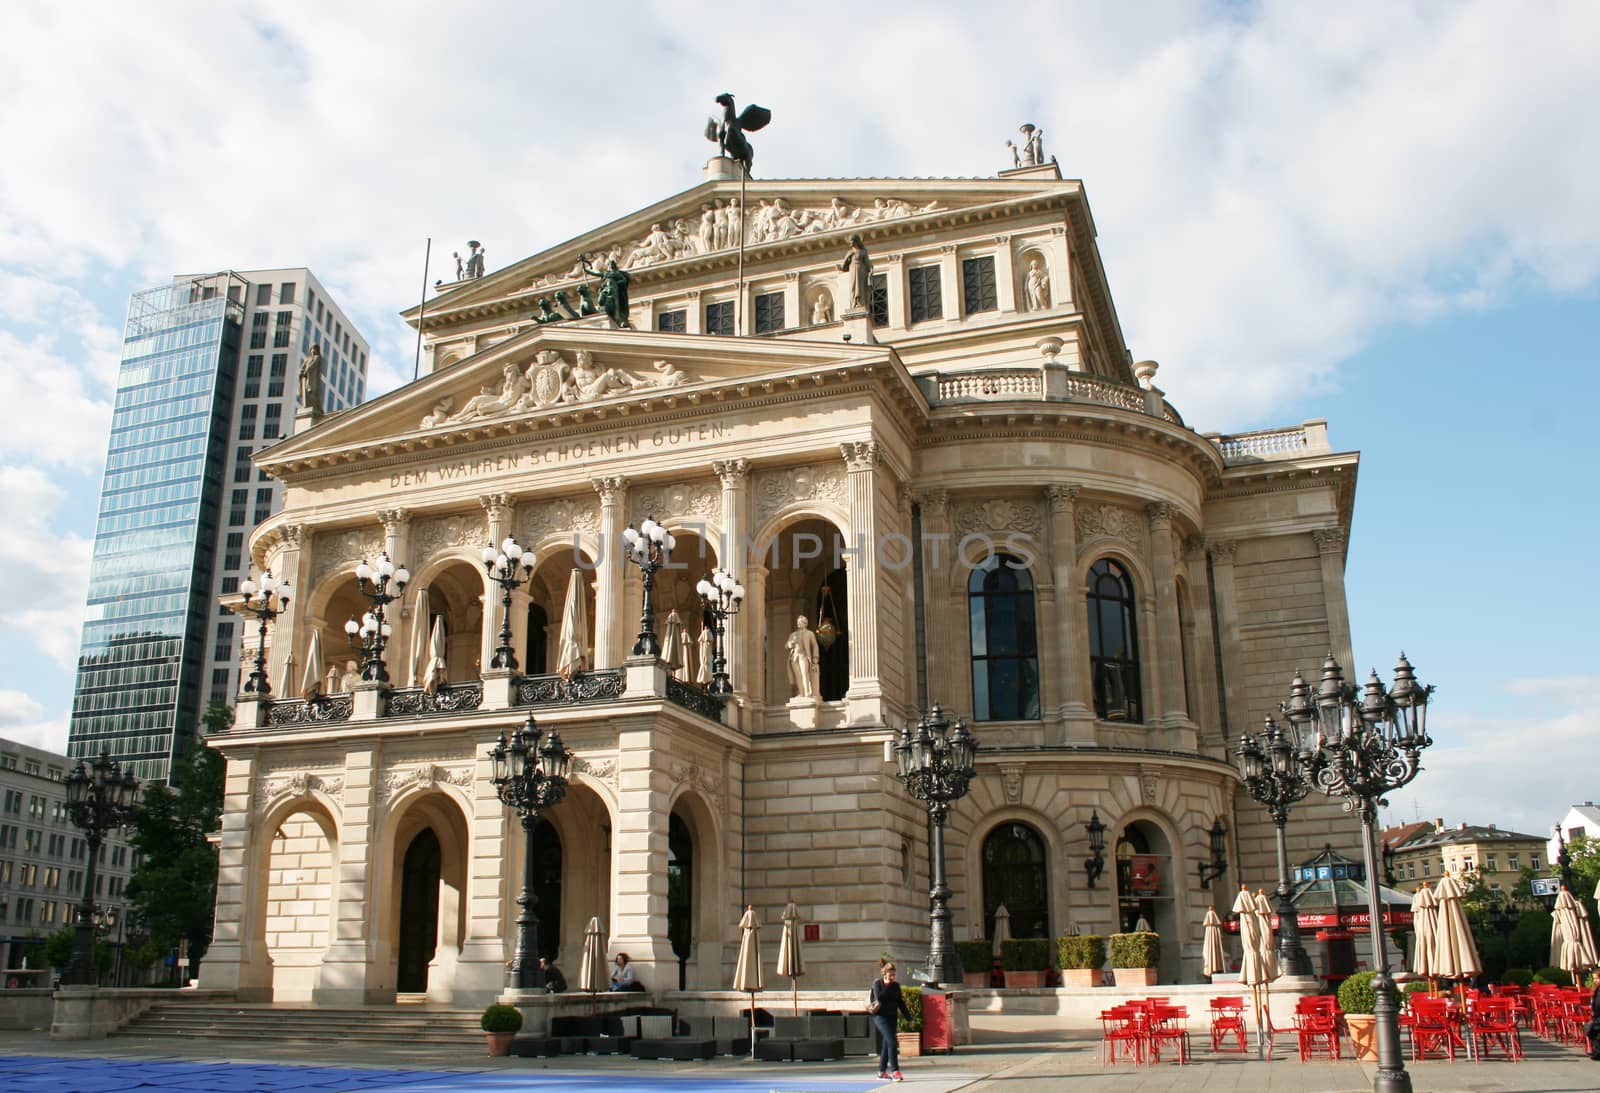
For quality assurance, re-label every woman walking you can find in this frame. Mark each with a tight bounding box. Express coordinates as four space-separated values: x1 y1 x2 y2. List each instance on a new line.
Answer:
869 961 912 1082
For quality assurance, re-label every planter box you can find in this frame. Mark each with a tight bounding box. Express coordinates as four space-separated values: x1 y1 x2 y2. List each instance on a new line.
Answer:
1003 971 1047 989
1060 968 1102 988
1345 1014 1378 1060
897 1031 921 1058
961 972 989 989
1112 967 1157 987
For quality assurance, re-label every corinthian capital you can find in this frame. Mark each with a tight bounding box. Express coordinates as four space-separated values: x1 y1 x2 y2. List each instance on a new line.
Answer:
840 441 879 472
591 475 630 505
711 458 750 487
1311 526 1346 553
1045 484 1080 514
1207 539 1237 563
477 494 513 524
378 508 408 535
1145 501 1173 530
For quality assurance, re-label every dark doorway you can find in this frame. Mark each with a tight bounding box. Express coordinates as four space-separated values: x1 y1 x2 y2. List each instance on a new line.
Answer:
531 819 562 960
982 821 1050 939
525 602 549 675
667 813 693 989
816 567 849 702
397 828 440 992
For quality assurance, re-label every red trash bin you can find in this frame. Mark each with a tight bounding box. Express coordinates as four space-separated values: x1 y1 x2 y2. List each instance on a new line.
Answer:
920 989 956 1054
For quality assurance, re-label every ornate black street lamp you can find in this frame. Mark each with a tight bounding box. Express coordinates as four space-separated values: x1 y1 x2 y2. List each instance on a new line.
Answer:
482 536 536 671
622 516 674 658
695 568 745 695
1084 811 1107 887
63 752 140 986
1554 826 1577 894
489 714 571 990
1285 652 1433 1093
1233 712 1316 976
238 570 291 695
344 551 408 683
1198 819 1229 890
892 704 978 987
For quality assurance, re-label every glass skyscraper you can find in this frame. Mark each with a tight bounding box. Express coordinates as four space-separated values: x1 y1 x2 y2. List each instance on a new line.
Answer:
68 270 368 782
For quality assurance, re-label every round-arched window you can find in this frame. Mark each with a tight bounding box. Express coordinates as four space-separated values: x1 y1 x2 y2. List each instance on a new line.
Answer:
982 822 1050 939
1087 558 1142 722
968 554 1040 721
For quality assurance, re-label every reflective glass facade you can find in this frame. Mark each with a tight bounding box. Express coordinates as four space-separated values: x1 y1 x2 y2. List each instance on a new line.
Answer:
69 280 243 782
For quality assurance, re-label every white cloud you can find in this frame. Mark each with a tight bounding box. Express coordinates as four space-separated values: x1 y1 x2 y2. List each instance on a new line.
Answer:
0 466 93 669
0 689 65 753
1383 676 1600 835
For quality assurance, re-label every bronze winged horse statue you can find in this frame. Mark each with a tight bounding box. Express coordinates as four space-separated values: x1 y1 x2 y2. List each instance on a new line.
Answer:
706 93 772 177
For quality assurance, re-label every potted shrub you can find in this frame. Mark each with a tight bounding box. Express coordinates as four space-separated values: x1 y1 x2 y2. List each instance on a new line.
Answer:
999 938 1051 988
1056 934 1106 988
1338 970 1379 1060
1108 931 1160 987
481 1003 523 1057
898 984 923 1057
956 940 994 989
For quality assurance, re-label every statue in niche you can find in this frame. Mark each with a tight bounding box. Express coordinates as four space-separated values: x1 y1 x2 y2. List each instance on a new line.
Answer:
838 234 873 313
811 290 834 325
297 342 324 416
582 255 632 327
785 615 821 700
706 92 772 177
1024 257 1051 310
464 241 486 279
340 660 361 693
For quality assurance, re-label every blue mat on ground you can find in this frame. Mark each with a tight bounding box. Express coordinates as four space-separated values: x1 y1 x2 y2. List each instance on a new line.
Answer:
0 1057 880 1092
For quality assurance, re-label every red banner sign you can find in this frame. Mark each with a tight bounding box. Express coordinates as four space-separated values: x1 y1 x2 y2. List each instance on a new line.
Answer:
1224 910 1413 932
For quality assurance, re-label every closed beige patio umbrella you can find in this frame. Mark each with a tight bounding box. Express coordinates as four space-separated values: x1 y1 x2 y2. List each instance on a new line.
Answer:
733 905 763 1058
578 915 606 999
776 899 805 1015
661 608 686 679
1431 873 1482 983
423 614 448 693
555 569 589 678
300 629 325 700
1409 882 1438 987
1552 887 1599 978
991 903 1012 958
1233 886 1268 1057
1202 906 1227 979
406 587 431 687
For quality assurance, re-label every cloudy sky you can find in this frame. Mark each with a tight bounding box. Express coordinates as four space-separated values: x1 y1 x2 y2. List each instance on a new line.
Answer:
2 2 1597 835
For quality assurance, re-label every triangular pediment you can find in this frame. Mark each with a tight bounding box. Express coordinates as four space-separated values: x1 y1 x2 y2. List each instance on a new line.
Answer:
406 175 1081 326
258 324 919 478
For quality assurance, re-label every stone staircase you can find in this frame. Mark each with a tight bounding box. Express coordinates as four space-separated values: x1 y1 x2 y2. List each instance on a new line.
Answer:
116 1002 484 1045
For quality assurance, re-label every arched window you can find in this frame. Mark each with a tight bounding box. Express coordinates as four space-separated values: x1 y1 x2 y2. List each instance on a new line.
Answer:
525 602 549 675
982 822 1050 939
667 812 693 990
1087 559 1143 722
530 819 562 960
968 554 1040 721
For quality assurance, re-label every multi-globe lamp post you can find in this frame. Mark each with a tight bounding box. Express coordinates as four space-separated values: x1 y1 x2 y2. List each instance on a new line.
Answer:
489 714 571 990
1232 713 1316 977
892 704 978 987
482 535 536 671
695 568 745 695
62 753 141 986
1283 653 1434 1093
238 570 291 696
622 516 675 657
344 552 408 682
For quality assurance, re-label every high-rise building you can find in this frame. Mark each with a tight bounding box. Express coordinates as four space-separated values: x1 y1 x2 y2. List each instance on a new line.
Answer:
67 269 369 783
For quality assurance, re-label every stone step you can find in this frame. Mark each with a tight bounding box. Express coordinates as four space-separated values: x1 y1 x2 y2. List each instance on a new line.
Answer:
117 1005 484 1044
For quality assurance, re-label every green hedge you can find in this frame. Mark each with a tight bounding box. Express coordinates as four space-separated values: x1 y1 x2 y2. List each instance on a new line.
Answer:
1337 970 1377 1015
1533 966 1573 987
1000 937 1052 971
481 1003 523 1033
1057 934 1106 970
898 985 922 1032
1498 967 1535 987
1108 932 1160 969
956 940 994 973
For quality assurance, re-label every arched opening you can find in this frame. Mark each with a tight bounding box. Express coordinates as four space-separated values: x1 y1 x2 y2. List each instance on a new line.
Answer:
981 821 1050 940
525 602 549 676
416 561 487 683
667 812 693 990
523 544 597 676
1115 819 1180 982
531 818 563 961
649 529 717 682
967 553 1040 721
397 828 441 993
759 516 849 706
1088 558 1143 723
262 806 337 1001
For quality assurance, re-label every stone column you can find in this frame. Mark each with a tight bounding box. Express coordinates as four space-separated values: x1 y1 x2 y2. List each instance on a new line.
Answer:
712 459 750 696
1046 487 1095 741
314 744 381 1004
841 442 882 720
1312 527 1355 675
917 490 955 704
1207 540 1244 738
199 751 272 998
884 255 907 328
742 562 769 712
1146 503 1190 732
1181 536 1226 753
685 289 703 334
379 507 411 565
264 524 308 693
1052 225 1073 310
591 476 630 668
456 745 513 1001
993 234 1016 312
939 244 960 320
378 509 412 683
478 494 514 679
609 716 678 987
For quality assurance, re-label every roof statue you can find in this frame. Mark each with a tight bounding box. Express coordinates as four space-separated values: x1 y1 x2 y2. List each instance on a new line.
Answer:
705 92 772 178
464 240 486 279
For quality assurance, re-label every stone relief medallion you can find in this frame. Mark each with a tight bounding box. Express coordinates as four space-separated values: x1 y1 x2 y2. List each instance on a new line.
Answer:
518 497 600 544
631 481 720 524
1074 504 1144 552
311 527 385 589
412 513 485 567
754 464 847 524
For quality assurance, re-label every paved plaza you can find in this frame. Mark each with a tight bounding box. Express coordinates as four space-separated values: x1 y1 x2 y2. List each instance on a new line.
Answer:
2 1014 1597 1093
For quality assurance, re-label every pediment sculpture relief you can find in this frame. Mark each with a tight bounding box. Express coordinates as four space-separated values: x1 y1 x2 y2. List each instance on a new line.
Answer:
420 350 691 429
524 195 944 290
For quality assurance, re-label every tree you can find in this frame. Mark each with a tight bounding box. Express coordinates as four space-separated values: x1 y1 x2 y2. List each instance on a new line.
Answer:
124 702 228 972
1567 835 1600 920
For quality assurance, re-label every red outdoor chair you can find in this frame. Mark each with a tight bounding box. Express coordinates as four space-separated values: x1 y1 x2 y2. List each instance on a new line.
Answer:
1100 1007 1144 1066
1467 997 1523 1062
1209 996 1247 1053
1291 1009 1340 1062
1146 1005 1191 1065
1408 997 1459 1062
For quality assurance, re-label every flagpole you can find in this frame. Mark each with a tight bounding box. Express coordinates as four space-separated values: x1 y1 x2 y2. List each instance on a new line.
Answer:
413 237 431 381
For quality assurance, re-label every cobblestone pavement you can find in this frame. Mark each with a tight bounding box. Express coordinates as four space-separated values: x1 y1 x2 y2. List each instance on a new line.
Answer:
2 1016 1597 1092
